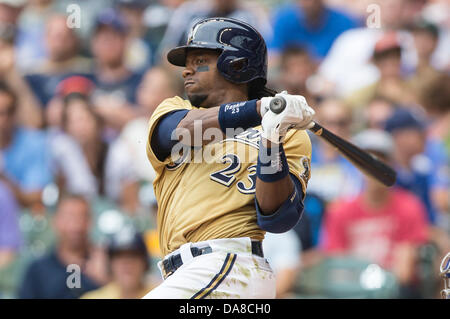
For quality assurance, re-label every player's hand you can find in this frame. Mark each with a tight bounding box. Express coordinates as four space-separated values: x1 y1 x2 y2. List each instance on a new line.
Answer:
260 91 315 144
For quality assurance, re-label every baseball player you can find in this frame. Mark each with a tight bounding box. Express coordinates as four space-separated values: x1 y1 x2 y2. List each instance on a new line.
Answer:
143 17 314 299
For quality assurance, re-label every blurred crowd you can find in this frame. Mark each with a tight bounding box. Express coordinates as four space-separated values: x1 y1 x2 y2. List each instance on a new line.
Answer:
0 0 449 299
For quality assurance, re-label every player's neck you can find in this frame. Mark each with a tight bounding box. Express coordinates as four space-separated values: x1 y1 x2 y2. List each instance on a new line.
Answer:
215 84 249 106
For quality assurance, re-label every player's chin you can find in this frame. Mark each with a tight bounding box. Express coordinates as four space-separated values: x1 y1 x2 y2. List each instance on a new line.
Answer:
187 93 209 107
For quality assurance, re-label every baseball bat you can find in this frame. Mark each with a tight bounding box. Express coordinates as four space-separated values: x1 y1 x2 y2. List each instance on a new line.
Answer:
269 96 397 187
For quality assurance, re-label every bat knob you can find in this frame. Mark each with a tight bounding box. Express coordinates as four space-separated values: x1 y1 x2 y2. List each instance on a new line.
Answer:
269 96 286 114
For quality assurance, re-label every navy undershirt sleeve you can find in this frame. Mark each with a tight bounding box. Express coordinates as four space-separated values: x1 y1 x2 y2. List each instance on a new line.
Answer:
255 173 305 233
151 110 189 161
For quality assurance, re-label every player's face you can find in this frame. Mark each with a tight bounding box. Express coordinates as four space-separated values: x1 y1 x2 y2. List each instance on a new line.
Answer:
182 49 229 107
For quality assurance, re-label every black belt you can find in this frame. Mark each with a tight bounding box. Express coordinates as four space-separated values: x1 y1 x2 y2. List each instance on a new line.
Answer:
161 241 264 279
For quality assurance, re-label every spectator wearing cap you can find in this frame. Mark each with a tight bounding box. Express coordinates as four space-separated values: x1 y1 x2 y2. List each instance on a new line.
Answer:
24 13 93 107
268 0 360 62
320 129 429 298
19 195 108 298
0 81 52 213
90 8 145 131
81 231 156 299
344 32 416 111
385 108 449 226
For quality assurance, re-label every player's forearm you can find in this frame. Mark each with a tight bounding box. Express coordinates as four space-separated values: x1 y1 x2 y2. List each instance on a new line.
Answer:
255 175 294 214
254 139 304 233
255 138 294 213
176 107 223 146
176 100 262 146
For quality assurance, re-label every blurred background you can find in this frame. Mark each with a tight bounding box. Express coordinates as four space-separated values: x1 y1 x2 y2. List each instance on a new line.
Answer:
0 0 449 299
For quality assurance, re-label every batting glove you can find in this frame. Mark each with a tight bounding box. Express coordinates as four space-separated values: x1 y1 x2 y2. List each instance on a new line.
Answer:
260 91 315 144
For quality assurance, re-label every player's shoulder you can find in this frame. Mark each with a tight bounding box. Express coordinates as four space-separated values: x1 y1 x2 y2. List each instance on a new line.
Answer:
150 96 192 122
156 96 192 111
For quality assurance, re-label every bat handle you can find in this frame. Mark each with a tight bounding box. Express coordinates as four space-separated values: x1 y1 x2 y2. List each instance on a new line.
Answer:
269 96 286 114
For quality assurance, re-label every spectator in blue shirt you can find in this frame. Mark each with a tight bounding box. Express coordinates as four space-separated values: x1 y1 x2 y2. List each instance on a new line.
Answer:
385 107 442 224
18 195 108 299
0 81 52 212
268 0 360 61
89 8 145 132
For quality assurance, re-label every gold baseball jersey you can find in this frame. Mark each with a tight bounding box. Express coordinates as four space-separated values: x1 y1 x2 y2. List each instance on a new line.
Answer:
146 96 312 256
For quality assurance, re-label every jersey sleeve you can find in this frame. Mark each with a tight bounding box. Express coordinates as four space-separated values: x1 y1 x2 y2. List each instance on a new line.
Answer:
146 96 192 173
283 129 312 198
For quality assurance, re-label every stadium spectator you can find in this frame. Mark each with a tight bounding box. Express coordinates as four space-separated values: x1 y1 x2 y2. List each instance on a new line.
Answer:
24 13 92 107
46 76 98 199
115 0 153 71
307 99 361 203
61 91 140 213
140 0 185 65
157 0 272 60
18 195 108 298
344 32 415 110
115 66 184 184
384 108 448 225
90 8 144 131
0 1 43 128
0 0 25 28
274 46 318 105
420 74 450 158
407 20 443 99
0 81 52 212
363 96 395 131
321 129 429 298
0 180 21 269
268 0 360 61
53 0 116 47
318 0 449 97
81 231 155 299
15 0 56 72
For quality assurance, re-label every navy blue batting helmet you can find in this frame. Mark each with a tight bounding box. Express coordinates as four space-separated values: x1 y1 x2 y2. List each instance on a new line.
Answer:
167 17 268 86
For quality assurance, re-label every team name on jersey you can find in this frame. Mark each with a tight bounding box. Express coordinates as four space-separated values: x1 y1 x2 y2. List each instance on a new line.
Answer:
165 128 262 170
221 128 261 149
